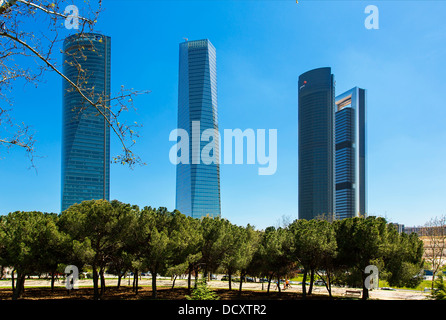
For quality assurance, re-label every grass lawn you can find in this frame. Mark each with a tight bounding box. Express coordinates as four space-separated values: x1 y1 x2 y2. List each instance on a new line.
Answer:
378 279 432 291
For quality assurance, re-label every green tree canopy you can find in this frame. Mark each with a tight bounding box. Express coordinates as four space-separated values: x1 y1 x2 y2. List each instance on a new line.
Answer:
0 211 63 299
58 199 136 300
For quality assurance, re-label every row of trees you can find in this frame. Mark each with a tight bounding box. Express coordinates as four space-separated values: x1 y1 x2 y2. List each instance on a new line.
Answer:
0 199 425 300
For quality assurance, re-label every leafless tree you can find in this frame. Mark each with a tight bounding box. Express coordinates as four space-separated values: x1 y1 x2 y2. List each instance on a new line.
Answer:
0 0 149 168
314 212 336 223
420 215 446 289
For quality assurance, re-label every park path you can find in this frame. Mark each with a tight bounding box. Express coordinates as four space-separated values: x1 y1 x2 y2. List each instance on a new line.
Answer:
0 277 430 300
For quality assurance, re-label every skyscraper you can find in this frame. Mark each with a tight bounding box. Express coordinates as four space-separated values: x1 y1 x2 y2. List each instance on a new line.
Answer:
175 39 221 219
298 67 336 220
335 87 367 219
61 33 111 212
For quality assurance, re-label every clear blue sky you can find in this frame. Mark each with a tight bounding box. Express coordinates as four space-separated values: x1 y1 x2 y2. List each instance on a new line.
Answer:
1 0 446 230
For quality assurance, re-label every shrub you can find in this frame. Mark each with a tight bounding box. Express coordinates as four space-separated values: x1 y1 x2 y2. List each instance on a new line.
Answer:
186 279 220 300
431 275 446 300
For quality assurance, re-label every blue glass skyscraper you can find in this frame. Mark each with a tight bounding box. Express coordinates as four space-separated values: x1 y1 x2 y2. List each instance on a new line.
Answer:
61 33 111 212
335 87 367 219
298 67 336 220
175 39 221 219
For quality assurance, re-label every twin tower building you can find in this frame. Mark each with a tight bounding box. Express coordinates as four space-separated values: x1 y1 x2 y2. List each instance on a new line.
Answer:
61 33 366 221
299 68 367 220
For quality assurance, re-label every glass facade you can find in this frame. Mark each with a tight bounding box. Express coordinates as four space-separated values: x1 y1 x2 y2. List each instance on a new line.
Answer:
335 87 367 219
176 39 221 219
298 67 336 220
61 33 111 212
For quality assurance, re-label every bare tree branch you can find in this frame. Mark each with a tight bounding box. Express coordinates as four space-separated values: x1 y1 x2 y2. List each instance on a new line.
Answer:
17 0 95 24
0 0 148 168
421 215 446 289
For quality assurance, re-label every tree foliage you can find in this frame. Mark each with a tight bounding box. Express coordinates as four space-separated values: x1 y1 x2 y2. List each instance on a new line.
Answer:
0 202 426 300
0 211 63 299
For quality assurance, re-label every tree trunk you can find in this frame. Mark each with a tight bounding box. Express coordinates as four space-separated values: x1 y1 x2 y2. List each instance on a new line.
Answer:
51 272 56 292
187 269 192 292
194 268 199 289
302 269 307 299
229 273 232 291
11 269 15 292
133 269 139 294
21 274 26 296
308 269 314 294
132 271 136 291
239 272 244 293
152 269 157 299
432 272 436 290
171 274 177 289
362 272 369 300
135 271 139 294
12 273 26 300
267 275 272 293
117 273 122 289
325 272 333 299
92 266 100 300
100 268 106 298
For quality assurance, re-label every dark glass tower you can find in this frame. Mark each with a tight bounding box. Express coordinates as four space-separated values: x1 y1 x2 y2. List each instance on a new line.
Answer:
298 67 336 220
335 87 367 219
175 39 221 219
61 33 111 212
